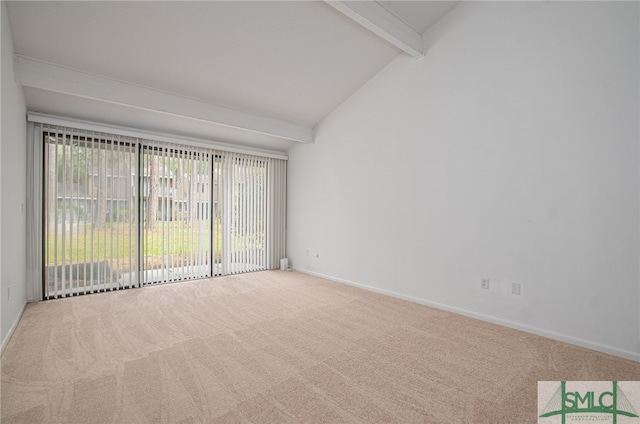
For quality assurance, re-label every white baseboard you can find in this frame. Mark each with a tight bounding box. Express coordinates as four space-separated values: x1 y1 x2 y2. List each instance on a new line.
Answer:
1 301 27 356
293 268 640 363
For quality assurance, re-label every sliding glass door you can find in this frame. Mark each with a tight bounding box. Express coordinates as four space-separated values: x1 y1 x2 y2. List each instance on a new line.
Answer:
44 129 137 299
141 143 217 285
40 123 286 299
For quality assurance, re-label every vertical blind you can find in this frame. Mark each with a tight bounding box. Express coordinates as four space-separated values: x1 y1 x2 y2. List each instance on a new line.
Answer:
43 126 138 299
222 154 268 274
39 123 286 299
141 142 214 285
266 157 287 270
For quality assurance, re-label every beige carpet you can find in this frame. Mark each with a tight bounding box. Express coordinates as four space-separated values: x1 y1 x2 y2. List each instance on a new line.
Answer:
1 271 638 423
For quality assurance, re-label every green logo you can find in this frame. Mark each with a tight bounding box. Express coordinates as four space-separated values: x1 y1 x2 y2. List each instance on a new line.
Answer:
539 381 639 424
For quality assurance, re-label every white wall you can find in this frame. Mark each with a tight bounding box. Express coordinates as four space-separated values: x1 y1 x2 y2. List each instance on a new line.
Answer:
287 1 640 360
1 1 27 350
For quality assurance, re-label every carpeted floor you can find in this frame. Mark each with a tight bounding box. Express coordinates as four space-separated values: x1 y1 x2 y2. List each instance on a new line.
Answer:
1 270 638 423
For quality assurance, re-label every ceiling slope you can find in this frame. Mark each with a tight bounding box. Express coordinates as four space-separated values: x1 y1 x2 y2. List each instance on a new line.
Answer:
6 1 458 152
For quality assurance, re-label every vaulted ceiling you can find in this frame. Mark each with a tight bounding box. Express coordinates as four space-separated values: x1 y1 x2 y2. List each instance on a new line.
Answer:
6 1 459 153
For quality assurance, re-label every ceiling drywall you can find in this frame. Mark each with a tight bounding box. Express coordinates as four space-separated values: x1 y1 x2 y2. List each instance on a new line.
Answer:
380 1 459 33
6 1 458 152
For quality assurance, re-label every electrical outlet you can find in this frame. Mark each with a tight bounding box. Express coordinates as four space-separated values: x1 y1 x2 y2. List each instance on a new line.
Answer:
315 251 320 258
511 281 522 295
7 287 11 300
480 278 490 290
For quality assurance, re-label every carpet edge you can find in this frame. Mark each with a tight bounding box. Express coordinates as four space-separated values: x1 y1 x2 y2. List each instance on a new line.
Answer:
292 268 640 363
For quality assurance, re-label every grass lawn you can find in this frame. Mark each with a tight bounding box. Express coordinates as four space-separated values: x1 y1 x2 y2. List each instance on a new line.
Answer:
46 220 223 271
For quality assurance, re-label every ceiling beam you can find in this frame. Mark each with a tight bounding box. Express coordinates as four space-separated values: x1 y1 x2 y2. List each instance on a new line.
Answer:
15 55 314 144
324 1 423 58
